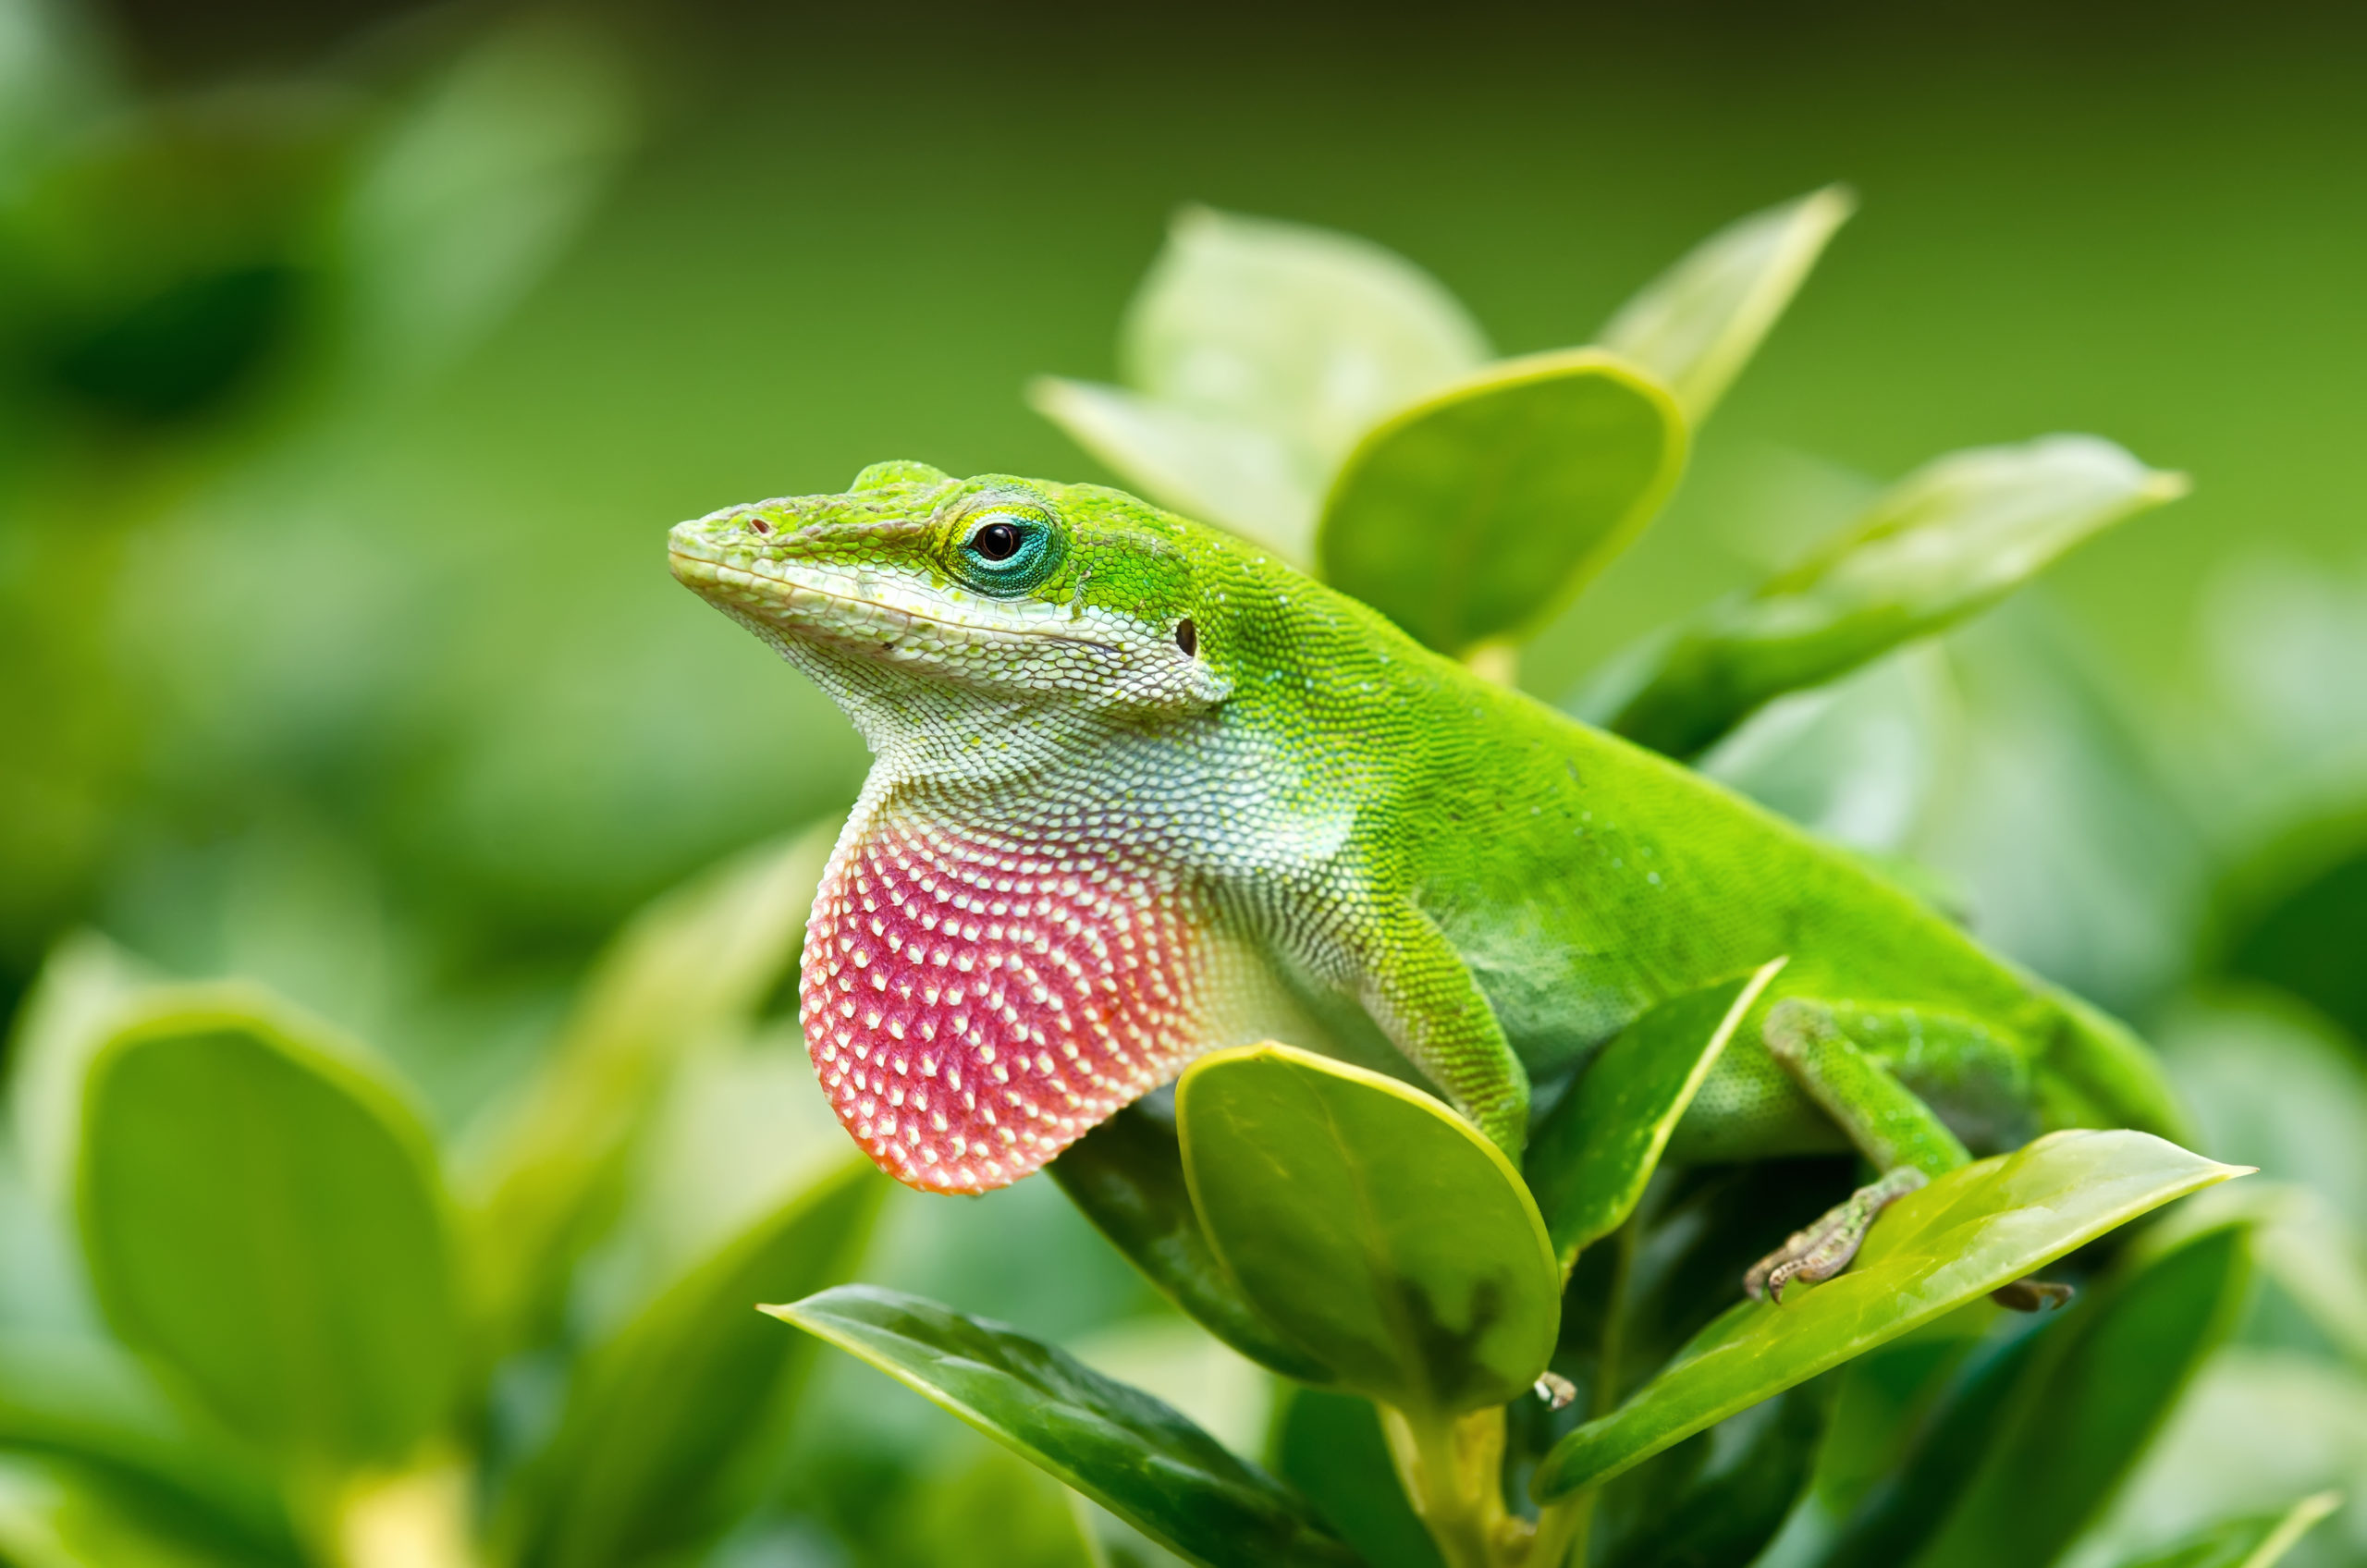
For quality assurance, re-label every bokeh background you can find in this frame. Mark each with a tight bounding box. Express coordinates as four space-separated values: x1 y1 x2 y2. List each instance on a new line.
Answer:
5 1 2367 1563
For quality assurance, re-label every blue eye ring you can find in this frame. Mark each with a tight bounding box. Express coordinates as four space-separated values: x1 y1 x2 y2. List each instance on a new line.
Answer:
955 507 1061 593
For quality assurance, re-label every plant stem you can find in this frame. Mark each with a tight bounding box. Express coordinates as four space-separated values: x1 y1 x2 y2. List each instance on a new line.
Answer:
1382 1404 1527 1568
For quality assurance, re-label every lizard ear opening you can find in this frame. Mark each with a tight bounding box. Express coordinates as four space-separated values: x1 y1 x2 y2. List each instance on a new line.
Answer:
1175 618 1198 657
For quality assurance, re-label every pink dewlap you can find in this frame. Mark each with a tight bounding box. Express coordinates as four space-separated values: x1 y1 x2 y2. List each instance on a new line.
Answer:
801 811 1209 1193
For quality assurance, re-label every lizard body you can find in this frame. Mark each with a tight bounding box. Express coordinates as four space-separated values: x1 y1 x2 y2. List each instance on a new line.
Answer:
667 461 2187 1272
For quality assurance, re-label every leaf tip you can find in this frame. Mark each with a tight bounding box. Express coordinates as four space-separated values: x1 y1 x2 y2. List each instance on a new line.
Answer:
2142 468 2194 504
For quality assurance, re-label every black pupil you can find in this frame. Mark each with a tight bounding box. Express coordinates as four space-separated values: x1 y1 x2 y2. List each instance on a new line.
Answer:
975 522 1023 561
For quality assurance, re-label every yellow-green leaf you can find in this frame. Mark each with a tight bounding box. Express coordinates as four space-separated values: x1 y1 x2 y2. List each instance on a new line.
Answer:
77 991 461 1472
1317 350 1686 656
1532 1131 2247 1500
1178 1043 1559 1415
1598 186 1854 421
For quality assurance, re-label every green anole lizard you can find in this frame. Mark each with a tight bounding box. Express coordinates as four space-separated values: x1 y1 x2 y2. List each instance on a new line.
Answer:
668 460 2190 1296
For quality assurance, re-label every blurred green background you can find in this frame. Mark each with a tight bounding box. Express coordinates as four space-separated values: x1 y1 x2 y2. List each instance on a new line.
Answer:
6 1 2367 1562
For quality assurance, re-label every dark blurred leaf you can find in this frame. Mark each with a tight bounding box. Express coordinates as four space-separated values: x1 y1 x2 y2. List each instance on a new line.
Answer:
768 1285 1360 1568
0 1332 297 1560
466 826 832 1354
1809 1314 2054 1567
1273 1390 1442 1568
1532 1132 2244 1499
1594 1377 1834 1568
505 1156 886 1568
1178 1043 1560 1416
76 989 461 1471
1597 186 1853 422
2214 820 2367 1050
1318 349 1686 657
0 1454 264 1568
2110 1492 2340 1568
1527 962 1780 1268
339 18 634 386
1915 1222 2255 1567
1600 436 2185 758
1052 1098 1333 1383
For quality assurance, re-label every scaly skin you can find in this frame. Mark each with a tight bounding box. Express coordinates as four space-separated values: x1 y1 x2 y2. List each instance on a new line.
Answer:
666 461 2189 1204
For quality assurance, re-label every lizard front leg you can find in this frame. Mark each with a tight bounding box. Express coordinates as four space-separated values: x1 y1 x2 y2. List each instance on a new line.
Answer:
1353 900 1532 1159
1745 998 1973 1302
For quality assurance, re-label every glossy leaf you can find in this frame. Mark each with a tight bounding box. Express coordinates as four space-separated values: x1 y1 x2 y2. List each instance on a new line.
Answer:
1274 1389 1444 1568
1532 1131 2246 1499
1594 1378 1833 1568
1527 961 1782 1268
1597 186 1854 421
76 991 462 1471
1050 1098 1333 1383
1027 377 1320 561
1602 435 2186 757
1178 1042 1559 1415
1915 1222 2254 1567
467 825 833 1350
1318 349 1687 656
1123 205 1487 468
507 1158 886 1568
2112 1492 2341 1568
767 1285 1358 1568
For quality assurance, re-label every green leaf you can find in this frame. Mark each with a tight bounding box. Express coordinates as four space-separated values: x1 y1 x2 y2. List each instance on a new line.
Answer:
1274 1390 1444 1568
1177 1042 1559 1416
767 1285 1359 1568
2111 1492 2341 1568
1531 1131 2247 1499
76 990 462 1473
1051 1099 1333 1383
505 1156 885 1568
1915 1222 2255 1568
1317 350 1687 657
1027 378 1320 562
1600 435 2186 758
466 825 833 1352
1594 1378 1834 1568
1597 187 1854 421
1527 961 1783 1268
1123 205 1487 469
6 932 154 1207
338 18 634 386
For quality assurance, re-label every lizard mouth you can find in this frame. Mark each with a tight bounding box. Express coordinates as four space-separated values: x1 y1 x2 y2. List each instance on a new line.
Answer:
667 548 1125 656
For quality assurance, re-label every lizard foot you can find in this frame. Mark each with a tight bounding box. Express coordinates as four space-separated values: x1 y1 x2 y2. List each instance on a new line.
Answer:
1991 1278 2076 1313
1745 1167 1929 1304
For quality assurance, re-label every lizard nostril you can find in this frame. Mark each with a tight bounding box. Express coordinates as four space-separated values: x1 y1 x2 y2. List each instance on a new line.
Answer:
747 518 770 534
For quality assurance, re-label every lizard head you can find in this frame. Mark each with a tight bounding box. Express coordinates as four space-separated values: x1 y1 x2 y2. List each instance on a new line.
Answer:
667 459 1233 758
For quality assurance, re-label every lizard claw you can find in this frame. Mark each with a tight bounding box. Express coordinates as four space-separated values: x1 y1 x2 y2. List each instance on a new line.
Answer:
1745 1167 1929 1304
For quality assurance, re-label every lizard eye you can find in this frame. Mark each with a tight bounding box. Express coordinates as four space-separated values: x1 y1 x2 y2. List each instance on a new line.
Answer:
955 507 1061 593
